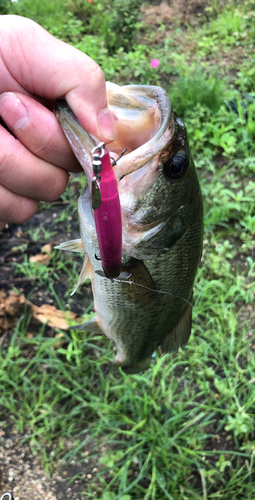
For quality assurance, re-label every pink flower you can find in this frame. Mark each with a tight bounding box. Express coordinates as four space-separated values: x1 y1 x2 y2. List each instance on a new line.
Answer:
150 59 160 69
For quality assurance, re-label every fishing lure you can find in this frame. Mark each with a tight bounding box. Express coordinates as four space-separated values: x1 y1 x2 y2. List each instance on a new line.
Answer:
91 143 122 279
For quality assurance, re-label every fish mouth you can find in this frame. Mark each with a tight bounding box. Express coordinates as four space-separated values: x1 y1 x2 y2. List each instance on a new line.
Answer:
106 83 174 180
106 83 172 155
54 84 174 186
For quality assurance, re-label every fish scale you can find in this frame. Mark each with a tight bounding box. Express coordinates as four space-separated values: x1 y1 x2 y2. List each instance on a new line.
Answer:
55 83 203 373
93 274 161 366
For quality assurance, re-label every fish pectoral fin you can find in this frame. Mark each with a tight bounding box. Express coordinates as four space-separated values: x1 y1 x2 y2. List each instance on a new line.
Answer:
55 239 92 295
55 239 83 252
161 296 193 353
69 316 103 334
71 255 92 295
120 258 157 306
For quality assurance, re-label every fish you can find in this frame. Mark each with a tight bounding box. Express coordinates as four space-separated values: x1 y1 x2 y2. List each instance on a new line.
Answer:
55 83 203 373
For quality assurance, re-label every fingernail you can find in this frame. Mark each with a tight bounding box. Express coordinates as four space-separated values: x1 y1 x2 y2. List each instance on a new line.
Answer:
0 92 29 130
98 107 117 141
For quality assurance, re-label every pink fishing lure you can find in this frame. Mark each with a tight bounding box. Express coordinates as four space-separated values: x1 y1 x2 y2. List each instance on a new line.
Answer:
93 147 122 279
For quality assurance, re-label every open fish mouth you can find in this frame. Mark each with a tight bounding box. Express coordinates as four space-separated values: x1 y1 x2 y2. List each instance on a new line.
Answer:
55 83 174 187
106 83 172 156
106 83 175 184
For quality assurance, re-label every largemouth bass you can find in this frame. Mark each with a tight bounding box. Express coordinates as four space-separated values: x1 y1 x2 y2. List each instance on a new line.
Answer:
55 83 203 373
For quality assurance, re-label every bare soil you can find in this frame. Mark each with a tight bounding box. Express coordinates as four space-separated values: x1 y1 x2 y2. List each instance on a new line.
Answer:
0 421 102 500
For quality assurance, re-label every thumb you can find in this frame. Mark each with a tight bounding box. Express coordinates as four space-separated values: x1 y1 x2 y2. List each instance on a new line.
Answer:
66 69 118 142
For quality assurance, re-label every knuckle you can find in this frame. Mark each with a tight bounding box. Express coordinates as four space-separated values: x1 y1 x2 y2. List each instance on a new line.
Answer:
33 132 56 159
0 134 16 180
41 169 69 202
5 195 38 224
86 61 104 84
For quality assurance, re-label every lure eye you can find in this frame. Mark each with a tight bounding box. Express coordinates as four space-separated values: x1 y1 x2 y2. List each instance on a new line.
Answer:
163 152 189 180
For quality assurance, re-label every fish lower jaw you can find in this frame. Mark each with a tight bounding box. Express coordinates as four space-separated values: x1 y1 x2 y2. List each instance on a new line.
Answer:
113 354 152 374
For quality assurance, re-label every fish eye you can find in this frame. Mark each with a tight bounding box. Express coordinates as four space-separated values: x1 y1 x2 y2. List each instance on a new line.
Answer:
163 152 189 180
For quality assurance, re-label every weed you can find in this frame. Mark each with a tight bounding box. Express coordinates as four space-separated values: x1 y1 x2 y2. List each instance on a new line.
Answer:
0 0 11 14
170 69 227 118
70 0 142 53
102 0 142 54
9 0 74 36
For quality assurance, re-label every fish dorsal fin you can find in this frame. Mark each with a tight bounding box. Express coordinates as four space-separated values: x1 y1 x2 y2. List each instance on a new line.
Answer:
55 239 83 252
70 316 103 334
71 255 92 296
160 295 193 353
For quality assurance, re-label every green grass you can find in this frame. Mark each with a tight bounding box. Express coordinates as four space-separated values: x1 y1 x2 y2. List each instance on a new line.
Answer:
1 0 255 498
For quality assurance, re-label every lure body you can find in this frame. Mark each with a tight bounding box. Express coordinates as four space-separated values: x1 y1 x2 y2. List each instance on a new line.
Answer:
93 147 122 279
53 100 122 280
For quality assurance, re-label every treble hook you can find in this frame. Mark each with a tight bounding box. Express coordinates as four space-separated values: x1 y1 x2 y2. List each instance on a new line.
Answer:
91 142 105 210
110 148 127 167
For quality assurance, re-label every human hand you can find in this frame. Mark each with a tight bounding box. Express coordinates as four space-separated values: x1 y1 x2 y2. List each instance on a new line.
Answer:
0 15 117 231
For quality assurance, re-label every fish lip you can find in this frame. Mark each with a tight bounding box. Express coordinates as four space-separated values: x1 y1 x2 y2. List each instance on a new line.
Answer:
107 83 172 139
107 84 174 178
121 85 172 140
115 119 174 180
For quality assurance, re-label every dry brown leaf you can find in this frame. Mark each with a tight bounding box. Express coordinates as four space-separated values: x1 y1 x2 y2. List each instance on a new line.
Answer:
42 244 52 253
31 303 76 330
0 290 27 317
0 290 77 333
0 290 31 333
5 290 27 315
0 290 7 315
29 254 51 264
29 243 52 264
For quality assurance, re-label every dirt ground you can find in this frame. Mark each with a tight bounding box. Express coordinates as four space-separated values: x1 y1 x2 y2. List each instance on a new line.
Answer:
0 421 102 499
